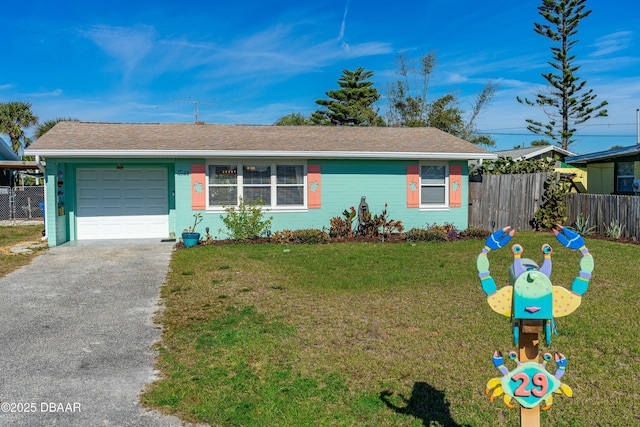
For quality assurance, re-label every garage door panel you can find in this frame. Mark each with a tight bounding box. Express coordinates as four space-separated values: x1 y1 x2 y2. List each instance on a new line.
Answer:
76 168 169 239
102 188 122 199
77 169 98 180
102 170 123 180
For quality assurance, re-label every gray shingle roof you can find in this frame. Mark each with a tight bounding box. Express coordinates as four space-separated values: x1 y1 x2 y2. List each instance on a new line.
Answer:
565 144 640 164
494 146 575 160
26 122 496 160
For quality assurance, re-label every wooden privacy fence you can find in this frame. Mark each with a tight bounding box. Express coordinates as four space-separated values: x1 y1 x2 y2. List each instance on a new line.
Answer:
468 173 553 231
565 193 640 239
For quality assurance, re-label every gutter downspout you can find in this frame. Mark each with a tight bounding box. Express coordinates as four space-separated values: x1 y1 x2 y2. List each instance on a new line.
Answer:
35 155 45 175
636 108 640 144
35 155 47 242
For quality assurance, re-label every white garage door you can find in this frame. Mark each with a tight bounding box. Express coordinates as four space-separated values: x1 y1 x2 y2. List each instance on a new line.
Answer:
76 168 169 240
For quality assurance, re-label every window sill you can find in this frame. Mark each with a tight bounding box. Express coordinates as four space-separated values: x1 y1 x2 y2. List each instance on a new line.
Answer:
206 207 309 214
419 206 451 212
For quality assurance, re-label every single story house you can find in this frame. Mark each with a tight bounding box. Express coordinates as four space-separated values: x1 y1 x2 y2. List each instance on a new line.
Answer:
26 122 496 246
565 144 640 194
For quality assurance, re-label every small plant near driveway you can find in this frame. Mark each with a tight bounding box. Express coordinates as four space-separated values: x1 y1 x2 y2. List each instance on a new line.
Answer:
181 213 203 247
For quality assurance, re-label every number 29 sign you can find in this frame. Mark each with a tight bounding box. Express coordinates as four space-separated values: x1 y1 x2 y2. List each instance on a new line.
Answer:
486 351 573 410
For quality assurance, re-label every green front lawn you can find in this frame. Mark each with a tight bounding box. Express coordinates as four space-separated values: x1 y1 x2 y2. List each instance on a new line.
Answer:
0 225 46 278
142 233 640 426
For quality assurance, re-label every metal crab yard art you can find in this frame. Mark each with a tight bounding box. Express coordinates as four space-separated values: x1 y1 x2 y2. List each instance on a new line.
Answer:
476 225 594 414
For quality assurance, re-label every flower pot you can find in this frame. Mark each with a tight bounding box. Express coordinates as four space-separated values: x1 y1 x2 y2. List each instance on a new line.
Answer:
182 232 201 247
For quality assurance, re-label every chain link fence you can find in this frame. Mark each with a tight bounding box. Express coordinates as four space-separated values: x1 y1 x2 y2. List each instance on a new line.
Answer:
0 186 45 221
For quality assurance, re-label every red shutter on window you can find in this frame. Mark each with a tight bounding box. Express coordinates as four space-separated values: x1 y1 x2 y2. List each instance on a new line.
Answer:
449 164 462 208
191 164 206 210
307 164 321 209
406 165 420 208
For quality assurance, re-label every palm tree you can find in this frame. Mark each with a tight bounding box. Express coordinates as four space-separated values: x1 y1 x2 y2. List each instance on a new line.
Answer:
0 101 39 155
35 117 80 139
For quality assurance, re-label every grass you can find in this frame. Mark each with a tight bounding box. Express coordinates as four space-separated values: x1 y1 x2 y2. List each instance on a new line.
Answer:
0 225 46 278
142 232 640 426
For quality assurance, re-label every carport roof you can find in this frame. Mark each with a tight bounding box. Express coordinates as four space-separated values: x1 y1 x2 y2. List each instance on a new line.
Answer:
26 121 496 160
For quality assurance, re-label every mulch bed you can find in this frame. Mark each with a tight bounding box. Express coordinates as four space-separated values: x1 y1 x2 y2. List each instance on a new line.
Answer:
176 231 639 249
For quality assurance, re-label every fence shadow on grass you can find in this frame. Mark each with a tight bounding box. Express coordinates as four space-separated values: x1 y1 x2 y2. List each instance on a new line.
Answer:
380 382 469 427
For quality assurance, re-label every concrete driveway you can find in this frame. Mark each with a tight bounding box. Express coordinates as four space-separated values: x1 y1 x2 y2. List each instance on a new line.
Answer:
0 241 190 427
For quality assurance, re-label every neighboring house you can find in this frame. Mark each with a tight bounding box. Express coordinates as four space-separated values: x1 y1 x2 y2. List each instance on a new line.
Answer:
565 144 640 195
0 137 21 186
494 145 575 164
0 137 19 161
26 122 496 247
492 145 587 191
1 137 42 186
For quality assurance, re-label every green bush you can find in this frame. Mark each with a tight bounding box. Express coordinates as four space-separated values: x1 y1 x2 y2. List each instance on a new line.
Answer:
533 175 572 230
329 208 357 237
604 220 625 239
329 217 352 238
427 222 460 241
220 197 273 241
272 229 330 244
404 228 448 242
460 227 491 240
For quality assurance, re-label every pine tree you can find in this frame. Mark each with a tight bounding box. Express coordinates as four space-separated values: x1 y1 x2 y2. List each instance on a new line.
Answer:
311 68 384 126
517 0 608 150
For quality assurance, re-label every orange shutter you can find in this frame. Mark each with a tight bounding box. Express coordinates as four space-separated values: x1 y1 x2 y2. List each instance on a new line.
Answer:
191 164 206 210
406 165 420 208
449 165 462 208
307 164 321 209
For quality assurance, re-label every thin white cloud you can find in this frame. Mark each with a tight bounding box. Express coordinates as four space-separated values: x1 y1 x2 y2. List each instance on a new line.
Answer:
157 23 392 84
27 89 63 97
80 24 156 75
590 31 633 57
0 84 14 91
338 0 350 42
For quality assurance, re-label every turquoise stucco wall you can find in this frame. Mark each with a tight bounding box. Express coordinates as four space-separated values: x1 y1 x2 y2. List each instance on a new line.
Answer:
177 159 470 239
44 157 469 245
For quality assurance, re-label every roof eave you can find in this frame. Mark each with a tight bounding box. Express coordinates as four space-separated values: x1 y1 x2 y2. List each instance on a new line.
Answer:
25 149 498 161
0 160 41 170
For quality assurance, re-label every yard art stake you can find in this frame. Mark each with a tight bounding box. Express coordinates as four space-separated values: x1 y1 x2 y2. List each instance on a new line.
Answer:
477 225 593 426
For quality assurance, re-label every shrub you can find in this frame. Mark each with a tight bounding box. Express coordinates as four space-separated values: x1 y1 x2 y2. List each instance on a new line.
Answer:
272 229 330 244
220 197 273 241
271 229 294 244
329 217 351 238
353 203 404 240
404 228 448 242
460 227 491 240
427 222 461 241
533 175 572 230
605 220 625 239
358 211 383 237
290 229 331 244
329 207 357 237
379 203 404 240
574 213 597 235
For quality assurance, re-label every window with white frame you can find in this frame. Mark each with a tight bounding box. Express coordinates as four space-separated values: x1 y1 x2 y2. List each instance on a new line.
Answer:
208 162 305 208
615 161 634 193
420 163 448 207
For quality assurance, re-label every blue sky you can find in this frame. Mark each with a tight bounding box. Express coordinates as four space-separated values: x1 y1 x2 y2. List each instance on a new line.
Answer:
1 0 638 154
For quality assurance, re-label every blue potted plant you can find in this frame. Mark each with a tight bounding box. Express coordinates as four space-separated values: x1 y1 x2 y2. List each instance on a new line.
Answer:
182 213 203 247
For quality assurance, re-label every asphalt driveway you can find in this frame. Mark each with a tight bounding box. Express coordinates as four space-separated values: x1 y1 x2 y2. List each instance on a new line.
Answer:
0 241 190 427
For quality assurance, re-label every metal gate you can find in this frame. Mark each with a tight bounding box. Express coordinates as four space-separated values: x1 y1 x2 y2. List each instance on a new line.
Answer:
0 186 45 222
